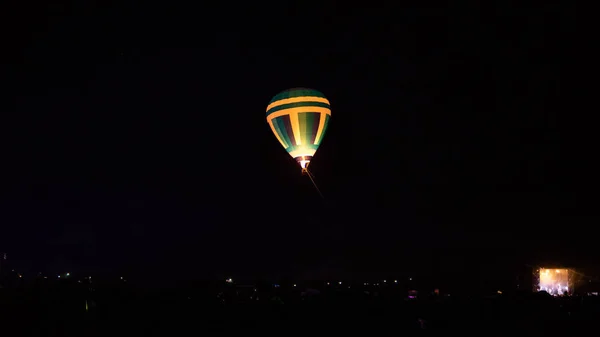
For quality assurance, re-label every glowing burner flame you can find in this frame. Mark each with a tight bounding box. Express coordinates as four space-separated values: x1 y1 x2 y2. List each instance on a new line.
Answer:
295 155 312 174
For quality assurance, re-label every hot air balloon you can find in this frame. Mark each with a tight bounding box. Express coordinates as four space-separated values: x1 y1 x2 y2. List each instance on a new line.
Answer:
266 88 331 174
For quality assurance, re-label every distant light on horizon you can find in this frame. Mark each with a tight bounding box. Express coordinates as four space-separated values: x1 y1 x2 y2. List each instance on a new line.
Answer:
539 268 570 295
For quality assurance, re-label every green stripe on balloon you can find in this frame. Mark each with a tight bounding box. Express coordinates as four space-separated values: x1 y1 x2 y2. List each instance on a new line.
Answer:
269 88 327 103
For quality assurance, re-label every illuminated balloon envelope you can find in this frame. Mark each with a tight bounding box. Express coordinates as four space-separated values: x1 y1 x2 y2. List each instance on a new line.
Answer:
266 88 331 173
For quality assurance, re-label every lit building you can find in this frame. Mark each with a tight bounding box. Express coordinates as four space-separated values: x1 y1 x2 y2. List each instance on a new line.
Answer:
537 268 573 296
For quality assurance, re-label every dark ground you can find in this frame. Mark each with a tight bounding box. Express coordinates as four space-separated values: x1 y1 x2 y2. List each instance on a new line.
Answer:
1 282 598 337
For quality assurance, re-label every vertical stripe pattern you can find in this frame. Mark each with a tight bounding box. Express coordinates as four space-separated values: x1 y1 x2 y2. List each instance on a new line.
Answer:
266 88 332 166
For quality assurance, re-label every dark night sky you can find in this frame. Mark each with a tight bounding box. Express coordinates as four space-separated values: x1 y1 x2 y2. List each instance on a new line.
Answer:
1 2 589 283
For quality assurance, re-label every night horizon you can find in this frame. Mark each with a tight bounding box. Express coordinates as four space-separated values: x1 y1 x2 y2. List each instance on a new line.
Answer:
1 2 589 286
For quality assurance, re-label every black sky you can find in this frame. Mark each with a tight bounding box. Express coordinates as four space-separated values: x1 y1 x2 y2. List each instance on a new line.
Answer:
1 2 588 283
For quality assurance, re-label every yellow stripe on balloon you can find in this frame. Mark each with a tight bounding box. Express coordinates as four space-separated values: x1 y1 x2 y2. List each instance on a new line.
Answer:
289 112 302 145
266 106 331 123
314 112 327 145
266 96 330 113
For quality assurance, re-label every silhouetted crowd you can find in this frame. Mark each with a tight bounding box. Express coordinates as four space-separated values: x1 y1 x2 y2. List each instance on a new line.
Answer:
1 281 599 336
